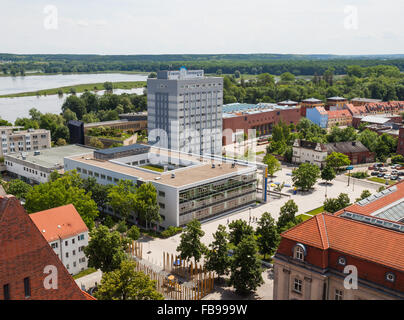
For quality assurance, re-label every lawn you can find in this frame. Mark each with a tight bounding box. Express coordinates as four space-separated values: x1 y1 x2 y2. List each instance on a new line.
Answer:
367 177 396 185
306 206 325 215
72 267 97 280
296 214 314 222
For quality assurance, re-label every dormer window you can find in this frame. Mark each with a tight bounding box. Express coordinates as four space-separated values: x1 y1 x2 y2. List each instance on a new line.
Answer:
293 243 306 261
386 272 396 283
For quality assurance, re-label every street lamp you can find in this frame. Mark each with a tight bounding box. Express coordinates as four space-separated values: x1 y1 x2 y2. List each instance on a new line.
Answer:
347 166 354 186
249 208 252 226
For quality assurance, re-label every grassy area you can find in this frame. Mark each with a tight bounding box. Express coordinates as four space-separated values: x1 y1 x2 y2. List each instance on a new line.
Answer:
367 177 396 185
256 151 265 155
90 133 133 141
72 268 97 280
141 165 165 172
306 206 324 216
296 214 313 222
0 81 146 98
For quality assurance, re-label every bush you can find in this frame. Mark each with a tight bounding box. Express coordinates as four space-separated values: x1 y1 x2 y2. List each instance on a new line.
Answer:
127 225 140 241
103 215 116 229
161 226 182 239
116 220 128 234
351 171 369 179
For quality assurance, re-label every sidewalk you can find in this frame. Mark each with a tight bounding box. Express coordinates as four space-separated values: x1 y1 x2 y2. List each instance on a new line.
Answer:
74 270 103 291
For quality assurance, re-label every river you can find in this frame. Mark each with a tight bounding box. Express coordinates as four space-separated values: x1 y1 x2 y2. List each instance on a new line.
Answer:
0 73 147 123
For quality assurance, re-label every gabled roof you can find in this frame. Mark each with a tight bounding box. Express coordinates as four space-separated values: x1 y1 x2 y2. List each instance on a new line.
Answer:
325 141 369 154
327 109 352 119
30 204 88 242
0 196 93 300
280 212 404 271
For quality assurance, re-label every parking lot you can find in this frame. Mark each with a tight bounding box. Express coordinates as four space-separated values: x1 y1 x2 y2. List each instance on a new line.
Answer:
367 163 404 181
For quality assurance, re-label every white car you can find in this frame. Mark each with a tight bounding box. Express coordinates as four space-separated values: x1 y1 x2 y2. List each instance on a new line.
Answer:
384 174 391 180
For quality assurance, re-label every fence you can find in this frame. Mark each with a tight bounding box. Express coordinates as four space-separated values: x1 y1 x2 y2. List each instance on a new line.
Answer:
128 242 215 300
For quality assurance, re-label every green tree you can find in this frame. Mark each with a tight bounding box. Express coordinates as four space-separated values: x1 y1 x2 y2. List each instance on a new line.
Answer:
84 225 128 273
228 235 263 295
62 95 86 120
205 225 230 279
228 219 254 246
277 200 299 232
263 154 281 178
103 82 113 92
321 165 336 184
25 171 98 229
323 193 351 213
116 220 128 234
108 180 137 222
356 190 372 202
292 163 321 191
325 152 351 171
135 183 161 230
95 260 164 300
127 225 141 241
5 179 32 200
256 212 279 260
89 137 104 149
176 219 207 263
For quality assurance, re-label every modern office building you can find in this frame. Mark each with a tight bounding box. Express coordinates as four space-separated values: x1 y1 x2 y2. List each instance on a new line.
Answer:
147 68 223 155
4 144 94 184
64 144 258 230
0 126 51 157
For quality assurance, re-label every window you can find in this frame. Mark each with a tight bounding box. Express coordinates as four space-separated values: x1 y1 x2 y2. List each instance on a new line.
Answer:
159 203 165 209
72 238 75 244
335 289 343 300
293 278 302 294
294 245 305 261
73 250 76 256
65 240 68 246
158 191 165 197
23 277 31 298
73 262 76 267
51 242 58 249
3 284 10 300
386 272 396 283
66 252 69 258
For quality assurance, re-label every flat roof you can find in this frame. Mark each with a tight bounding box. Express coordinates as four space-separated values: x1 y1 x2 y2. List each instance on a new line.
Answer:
68 148 256 188
223 102 297 115
6 144 94 169
361 116 391 124
84 119 129 127
95 143 149 155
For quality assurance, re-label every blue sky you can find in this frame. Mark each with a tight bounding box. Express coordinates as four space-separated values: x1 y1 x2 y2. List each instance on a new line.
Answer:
1 0 403 55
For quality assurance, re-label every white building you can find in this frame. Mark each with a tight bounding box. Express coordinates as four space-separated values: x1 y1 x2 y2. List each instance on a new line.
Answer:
30 204 89 276
64 144 258 230
0 126 51 157
4 144 94 184
292 139 328 168
147 68 223 155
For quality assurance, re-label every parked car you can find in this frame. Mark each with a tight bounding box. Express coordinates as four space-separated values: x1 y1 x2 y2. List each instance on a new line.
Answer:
368 166 376 170
371 171 379 176
391 175 398 180
384 174 391 180
398 172 404 176
380 168 388 172
392 170 398 175
378 173 385 178
375 163 384 167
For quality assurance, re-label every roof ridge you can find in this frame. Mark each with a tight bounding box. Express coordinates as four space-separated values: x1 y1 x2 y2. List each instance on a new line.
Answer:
314 214 329 249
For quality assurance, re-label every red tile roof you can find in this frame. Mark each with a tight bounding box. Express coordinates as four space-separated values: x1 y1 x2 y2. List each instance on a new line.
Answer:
0 196 93 300
335 181 404 217
327 109 352 119
280 212 404 271
30 204 88 242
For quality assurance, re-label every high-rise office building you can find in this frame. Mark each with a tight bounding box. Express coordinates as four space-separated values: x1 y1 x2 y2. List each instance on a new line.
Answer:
147 68 223 155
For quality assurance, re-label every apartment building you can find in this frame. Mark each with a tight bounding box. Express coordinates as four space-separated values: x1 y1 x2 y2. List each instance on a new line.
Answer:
64 144 258 230
30 204 89 276
147 68 223 155
0 126 51 157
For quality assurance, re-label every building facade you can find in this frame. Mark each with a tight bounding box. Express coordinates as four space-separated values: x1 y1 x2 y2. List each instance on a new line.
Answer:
222 103 301 145
30 204 89 276
0 127 51 157
300 98 324 117
306 106 328 128
292 140 328 168
4 144 94 184
64 145 258 230
147 68 223 155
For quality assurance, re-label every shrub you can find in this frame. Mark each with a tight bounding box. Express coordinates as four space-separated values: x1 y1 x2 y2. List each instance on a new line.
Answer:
351 171 369 179
161 226 182 239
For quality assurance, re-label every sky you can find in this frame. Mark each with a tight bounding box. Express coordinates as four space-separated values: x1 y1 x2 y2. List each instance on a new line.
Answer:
1 0 404 55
